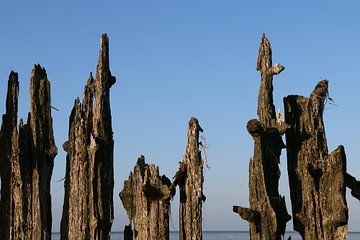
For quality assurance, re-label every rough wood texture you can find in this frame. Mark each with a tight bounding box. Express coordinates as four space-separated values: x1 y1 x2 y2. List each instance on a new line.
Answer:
179 117 205 240
0 66 57 240
233 34 290 240
0 71 23 240
120 155 171 240
61 34 115 240
284 80 348 240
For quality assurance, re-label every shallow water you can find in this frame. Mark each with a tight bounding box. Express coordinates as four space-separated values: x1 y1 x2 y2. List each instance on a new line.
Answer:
52 231 360 239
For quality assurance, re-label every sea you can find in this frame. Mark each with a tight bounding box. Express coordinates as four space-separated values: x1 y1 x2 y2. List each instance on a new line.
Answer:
51 231 360 239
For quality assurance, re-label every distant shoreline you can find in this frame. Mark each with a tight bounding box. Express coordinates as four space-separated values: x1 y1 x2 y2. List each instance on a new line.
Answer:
50 231 360 234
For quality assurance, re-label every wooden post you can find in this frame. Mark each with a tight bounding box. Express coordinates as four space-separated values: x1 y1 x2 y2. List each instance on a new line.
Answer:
179 117 205 240
0 66 58 240
284 80 348 240
120 155 171 240
60 34 116 240
233 34 290 240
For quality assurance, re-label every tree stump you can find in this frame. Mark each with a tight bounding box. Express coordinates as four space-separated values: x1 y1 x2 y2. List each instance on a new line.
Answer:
233 34 290 240
0 66 57 240
284 80 348 240
120 155 171 240
179 117 205 240
60 34 116 240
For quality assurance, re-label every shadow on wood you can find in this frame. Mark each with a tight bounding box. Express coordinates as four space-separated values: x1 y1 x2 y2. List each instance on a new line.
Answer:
284 80 348 240
0 66 57 240
120 155 171 240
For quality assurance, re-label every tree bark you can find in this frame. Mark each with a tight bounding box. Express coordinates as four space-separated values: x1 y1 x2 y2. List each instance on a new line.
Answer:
61 33 115 240
284 80 348 240
233 34 290 240
120 155 171 240
179 117 205 240
0 65 57 240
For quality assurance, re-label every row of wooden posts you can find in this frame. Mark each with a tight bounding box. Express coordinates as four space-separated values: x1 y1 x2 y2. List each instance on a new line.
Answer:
0 34 115 240
0 33 360 240
232 34 360 240
0 33 205 240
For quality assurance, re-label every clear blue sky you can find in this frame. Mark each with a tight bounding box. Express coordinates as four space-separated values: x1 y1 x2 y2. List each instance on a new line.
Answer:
1 1 360 232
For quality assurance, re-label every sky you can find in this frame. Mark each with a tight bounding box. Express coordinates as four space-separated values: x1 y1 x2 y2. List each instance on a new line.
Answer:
1 1 360 233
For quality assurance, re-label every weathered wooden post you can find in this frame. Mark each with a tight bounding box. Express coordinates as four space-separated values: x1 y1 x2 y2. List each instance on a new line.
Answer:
284 80 348 240
0 65 57 240
179 117 205 240
60 34 116 240
120 155 172 240
0 71 22 240
233 34 290 240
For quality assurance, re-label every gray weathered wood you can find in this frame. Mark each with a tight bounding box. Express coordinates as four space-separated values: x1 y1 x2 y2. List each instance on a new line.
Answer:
179 117 205 240
284 80 348 240
60 34 115 240
0 66 57 240
120 155 171 240
233 34 290 240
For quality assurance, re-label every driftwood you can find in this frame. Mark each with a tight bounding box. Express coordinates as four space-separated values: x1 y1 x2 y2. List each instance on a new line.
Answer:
179 117 205 240
60 34 116 240
0 66 57 240
233 34 290 240
284 80 348 239
120 155 171 240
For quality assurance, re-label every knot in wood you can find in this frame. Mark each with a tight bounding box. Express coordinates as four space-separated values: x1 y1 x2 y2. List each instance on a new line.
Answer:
246 119 263 137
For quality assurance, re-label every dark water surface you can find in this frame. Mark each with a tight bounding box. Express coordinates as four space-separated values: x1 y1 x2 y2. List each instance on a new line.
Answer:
52 231 360 239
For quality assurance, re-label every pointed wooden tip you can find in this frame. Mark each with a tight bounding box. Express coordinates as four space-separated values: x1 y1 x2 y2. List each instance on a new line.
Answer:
8 71 19 93
4 71 19 127
100 34 109 54
96 33 116 87
101 33 109 45
85 72 95 90
256 33 272 72
137 155 146 167
88 72 94 81
98 33 109 71
189 117 198 125
310 80 329 103
30 64 48 91
315 79 328 90
189 117 203 132
9 70 18 80
261 32 266 40
32 64 47 76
